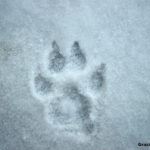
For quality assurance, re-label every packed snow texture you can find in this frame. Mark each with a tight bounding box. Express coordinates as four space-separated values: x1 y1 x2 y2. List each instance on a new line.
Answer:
0 0 150 150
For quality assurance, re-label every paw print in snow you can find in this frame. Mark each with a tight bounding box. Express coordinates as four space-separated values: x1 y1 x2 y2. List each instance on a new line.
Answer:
30 41 106 140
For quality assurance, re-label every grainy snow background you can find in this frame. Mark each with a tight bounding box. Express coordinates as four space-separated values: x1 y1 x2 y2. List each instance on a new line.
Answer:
0 0 150 150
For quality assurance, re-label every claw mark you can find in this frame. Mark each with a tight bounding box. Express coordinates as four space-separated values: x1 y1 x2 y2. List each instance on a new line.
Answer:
70 41 86 69
48 41 66 72
91 63 106 90
34 74 53 94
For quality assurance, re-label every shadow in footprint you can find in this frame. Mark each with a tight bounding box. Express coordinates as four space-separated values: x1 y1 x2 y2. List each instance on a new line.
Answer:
90 63 106 90
70 41 86 69
83 120 95 134
64 85 91 119
48 41 66 72
34 74 53 94
63 84 94 134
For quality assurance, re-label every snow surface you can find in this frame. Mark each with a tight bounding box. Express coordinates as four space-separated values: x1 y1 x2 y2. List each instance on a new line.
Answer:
0 0 150 150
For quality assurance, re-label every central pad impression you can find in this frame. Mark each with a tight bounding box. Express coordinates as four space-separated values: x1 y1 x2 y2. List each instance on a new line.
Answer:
48 97 82 125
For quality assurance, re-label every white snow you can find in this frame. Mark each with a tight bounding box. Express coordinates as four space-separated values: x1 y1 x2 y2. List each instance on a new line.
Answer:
0 0 150 150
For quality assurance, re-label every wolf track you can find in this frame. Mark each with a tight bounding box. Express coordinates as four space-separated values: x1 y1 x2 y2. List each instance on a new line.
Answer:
30 40 106 141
